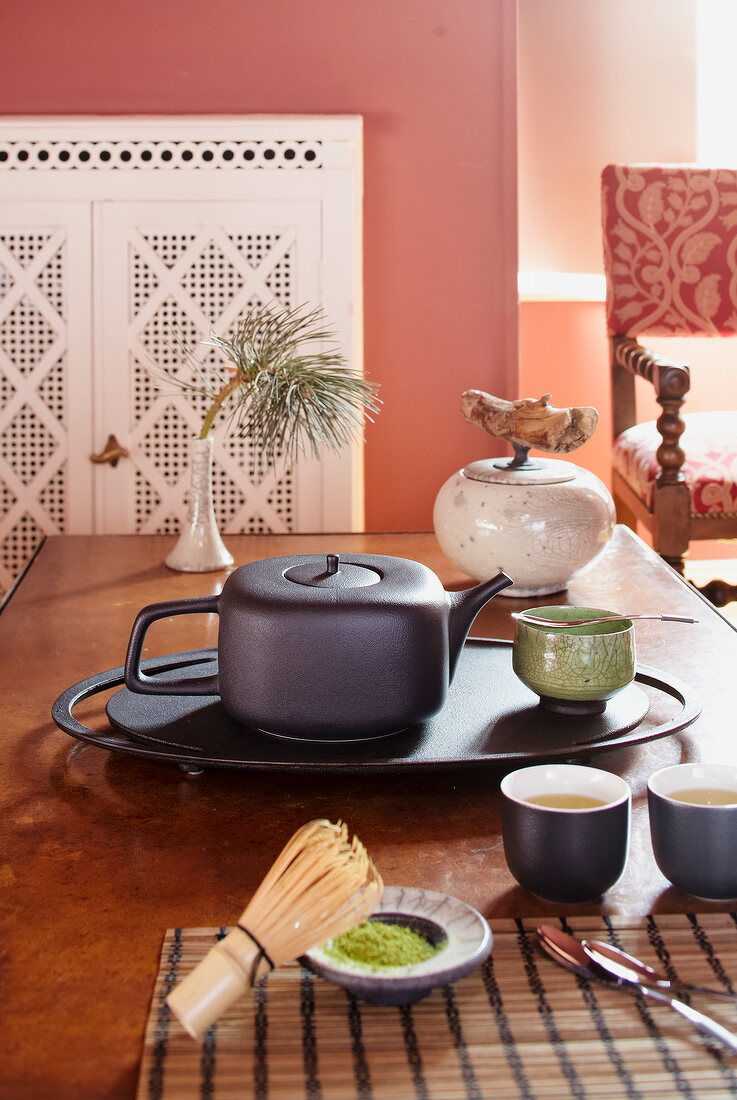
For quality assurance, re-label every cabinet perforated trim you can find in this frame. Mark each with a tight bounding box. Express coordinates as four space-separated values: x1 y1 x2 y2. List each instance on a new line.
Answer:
0 140 323 171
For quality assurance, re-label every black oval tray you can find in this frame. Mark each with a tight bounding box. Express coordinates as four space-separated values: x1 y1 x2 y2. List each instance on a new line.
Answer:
50 639 701 773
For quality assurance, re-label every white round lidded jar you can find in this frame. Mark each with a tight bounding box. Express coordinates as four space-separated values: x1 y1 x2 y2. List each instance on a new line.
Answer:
433 456 615 597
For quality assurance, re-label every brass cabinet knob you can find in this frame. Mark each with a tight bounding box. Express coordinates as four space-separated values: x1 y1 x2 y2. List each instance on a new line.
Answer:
90 433 130 468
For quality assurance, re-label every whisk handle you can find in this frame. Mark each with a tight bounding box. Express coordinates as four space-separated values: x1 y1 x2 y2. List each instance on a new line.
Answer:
124 596 220 695
167 927 265 1039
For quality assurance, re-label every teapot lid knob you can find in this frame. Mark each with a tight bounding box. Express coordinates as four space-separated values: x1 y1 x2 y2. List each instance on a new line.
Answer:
284 554 381 589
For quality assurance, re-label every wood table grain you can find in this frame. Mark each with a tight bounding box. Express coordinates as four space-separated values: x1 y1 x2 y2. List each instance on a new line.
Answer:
1 527 734 1099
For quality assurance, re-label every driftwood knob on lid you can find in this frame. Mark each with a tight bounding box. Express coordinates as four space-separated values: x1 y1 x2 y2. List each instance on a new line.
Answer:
460 391 598 469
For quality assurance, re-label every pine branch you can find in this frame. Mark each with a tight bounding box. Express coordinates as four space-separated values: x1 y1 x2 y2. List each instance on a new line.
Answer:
149 302 380 466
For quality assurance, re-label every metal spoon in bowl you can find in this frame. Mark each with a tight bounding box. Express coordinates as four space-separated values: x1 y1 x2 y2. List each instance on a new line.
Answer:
536 925 737 1053
513 612 698 628
582 939 737 1002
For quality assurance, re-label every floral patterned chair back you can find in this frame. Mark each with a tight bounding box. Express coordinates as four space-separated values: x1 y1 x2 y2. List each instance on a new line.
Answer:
602 164 737 605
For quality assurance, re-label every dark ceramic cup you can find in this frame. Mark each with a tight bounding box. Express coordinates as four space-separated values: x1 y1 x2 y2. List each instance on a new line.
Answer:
501 764 631 903
648 763 737 900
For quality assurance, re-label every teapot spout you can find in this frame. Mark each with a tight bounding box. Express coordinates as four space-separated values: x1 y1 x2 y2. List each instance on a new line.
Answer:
447 571 514 678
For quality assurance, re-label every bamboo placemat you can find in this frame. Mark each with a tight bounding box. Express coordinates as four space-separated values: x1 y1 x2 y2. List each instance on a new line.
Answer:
138 913 737 1099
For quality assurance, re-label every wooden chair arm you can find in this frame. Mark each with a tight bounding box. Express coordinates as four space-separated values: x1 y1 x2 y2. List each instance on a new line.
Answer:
612 335 690 400
611 335 690 488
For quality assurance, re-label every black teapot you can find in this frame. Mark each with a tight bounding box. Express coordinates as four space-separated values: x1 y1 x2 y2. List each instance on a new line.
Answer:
124 553 513 741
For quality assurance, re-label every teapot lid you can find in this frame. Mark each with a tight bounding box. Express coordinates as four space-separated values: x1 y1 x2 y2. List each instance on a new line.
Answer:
284 553 381 589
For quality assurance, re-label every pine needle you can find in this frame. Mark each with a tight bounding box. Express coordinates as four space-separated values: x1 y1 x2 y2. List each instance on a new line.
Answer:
152 302 380 465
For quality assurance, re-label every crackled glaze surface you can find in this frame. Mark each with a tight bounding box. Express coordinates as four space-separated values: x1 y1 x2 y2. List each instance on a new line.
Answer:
513 606 636 701
433 460 615 596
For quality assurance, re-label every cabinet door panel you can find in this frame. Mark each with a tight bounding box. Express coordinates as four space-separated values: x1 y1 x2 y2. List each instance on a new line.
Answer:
94 199 348 536
0 202 93 597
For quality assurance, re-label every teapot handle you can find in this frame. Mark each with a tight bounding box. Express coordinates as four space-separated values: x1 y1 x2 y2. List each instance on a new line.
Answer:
124 596 220 695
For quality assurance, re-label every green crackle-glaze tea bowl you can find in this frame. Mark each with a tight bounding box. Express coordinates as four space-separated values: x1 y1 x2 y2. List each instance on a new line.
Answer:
512 606 635 715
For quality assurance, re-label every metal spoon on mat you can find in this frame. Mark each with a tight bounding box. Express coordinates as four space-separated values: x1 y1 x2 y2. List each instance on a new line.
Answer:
513 612 698 628
536 925 737 1054
582 939 737 1002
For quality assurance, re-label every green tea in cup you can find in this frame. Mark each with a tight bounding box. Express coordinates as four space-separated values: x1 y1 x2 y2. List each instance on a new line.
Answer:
523 793 609 809
668 788 737 806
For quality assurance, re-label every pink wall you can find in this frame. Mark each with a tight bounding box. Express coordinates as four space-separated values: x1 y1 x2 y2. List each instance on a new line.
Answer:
518 0 696 274
519 301 611 483
1 0 519 532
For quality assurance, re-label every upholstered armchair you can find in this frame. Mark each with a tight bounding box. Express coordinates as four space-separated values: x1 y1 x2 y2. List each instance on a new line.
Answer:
602 164 737 605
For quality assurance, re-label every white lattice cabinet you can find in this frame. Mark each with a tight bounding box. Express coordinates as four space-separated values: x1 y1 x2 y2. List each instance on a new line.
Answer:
0 116 364 596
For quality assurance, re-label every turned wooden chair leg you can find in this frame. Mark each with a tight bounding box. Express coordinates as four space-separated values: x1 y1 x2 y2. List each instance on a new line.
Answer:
696 578 737 607
662 554 686 576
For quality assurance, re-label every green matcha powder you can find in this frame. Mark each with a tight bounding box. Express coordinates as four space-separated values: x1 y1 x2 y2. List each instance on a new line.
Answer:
324 920 438 970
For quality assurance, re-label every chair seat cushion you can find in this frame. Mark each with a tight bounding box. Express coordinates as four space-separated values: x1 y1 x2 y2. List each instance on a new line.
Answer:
613 410 737 516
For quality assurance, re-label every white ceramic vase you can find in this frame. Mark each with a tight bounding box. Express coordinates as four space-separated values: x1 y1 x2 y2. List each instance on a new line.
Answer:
165 436 234 573
433 457 616 597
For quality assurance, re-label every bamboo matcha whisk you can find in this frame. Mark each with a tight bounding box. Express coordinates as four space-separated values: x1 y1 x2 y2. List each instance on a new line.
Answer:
167 819 383 1038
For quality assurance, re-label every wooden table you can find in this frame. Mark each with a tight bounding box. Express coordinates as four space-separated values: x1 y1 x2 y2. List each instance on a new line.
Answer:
1 527 735 1099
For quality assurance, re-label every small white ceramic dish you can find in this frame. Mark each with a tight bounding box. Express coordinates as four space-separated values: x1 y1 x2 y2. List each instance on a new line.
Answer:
301 884 492 1005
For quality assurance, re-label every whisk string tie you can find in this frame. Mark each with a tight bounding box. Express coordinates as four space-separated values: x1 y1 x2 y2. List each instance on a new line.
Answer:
237 923 275 985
